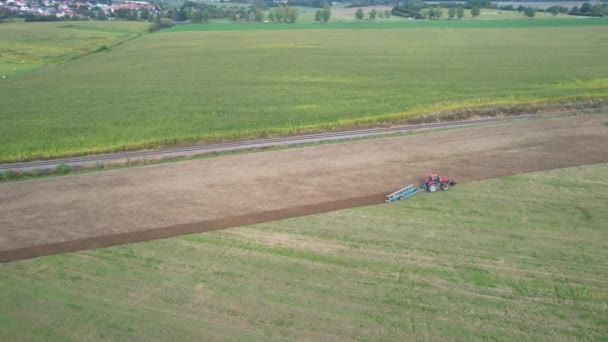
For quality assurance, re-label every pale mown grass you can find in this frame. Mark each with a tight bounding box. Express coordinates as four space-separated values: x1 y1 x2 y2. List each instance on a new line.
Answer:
1 164 607 340
0 21 147 74
1 22 608 162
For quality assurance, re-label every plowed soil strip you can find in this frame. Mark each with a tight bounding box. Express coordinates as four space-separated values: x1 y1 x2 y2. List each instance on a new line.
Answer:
0 194 384 262
1 113 607 262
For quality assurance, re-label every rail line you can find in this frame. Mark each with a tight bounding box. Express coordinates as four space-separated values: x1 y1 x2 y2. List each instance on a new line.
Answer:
1 108 605 173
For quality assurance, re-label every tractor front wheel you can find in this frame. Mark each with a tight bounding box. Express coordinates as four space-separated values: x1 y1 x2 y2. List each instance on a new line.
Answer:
441 183 450 191
428 184 438 192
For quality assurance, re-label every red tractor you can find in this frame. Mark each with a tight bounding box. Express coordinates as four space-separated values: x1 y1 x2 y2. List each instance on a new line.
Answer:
422 174 455 192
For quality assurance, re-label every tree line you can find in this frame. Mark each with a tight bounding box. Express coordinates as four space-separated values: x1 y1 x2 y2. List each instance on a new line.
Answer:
391 0 607 19
354 8 392 20
268 6 298 24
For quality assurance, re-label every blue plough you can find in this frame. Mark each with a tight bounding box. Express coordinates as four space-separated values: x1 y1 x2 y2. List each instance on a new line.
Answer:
385 184 425 202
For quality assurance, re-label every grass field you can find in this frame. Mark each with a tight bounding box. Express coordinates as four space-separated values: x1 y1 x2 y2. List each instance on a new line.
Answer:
1 20 607 162
0 21 147 77
166 17 608 31
1 164 607 340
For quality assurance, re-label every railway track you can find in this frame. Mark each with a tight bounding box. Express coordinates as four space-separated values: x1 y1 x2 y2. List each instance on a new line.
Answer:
1 108 605 173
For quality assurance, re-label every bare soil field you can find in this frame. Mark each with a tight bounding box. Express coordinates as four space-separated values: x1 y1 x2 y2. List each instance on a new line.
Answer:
1 113 607 261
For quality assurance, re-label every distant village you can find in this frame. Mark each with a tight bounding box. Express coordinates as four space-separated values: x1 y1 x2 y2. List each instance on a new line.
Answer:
0 0 297 23
0 0 162 21
1 0 606 22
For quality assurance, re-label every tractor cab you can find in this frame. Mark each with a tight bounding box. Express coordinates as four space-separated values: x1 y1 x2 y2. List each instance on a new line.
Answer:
423 174 455 192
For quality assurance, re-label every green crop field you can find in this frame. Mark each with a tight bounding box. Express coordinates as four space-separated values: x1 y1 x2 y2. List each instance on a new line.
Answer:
1 20 608 162
1 164 607 340
0 21 148 77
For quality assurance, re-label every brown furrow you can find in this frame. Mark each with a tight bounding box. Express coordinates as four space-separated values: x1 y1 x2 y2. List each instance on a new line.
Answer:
0 193 385 262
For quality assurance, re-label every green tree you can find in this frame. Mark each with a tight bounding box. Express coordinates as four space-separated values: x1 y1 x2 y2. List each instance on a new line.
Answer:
580 3 592 14
149 13 160 31
471 7 480 18
448 7 456 19
148 14 173 32
468 0 491 9
267 11 275 22
428 7 443 19
275 6 285 22
456 6 464 18
437 7 444 19
322 4 331 23
177 7 187 21
190 9 203 22
384 10 391 18
355 8 364 20
523 6 535 18
590 4 603 16
369 9 378 20
315 9 322 22
140 7 149 21
0 7 14 20
286 6 298 23
546 5 559 16
254 8 264 22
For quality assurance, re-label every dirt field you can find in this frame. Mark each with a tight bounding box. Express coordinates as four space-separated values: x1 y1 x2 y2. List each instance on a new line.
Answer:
1 113 607 261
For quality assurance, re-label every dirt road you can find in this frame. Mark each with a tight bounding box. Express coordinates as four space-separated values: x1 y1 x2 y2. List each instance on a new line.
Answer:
1 114 607 261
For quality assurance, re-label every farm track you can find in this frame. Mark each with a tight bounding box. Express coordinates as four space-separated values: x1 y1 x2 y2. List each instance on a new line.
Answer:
2 108 606 172
0 113 607 262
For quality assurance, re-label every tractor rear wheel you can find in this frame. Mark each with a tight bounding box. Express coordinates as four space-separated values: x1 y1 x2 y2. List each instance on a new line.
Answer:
441 183 450 191
428 184 438 192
